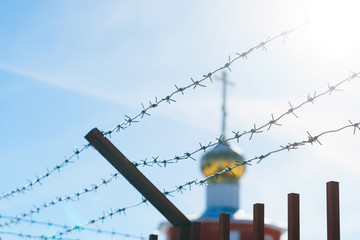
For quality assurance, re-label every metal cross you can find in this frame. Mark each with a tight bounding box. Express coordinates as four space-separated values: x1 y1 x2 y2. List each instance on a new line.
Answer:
216 72 234 139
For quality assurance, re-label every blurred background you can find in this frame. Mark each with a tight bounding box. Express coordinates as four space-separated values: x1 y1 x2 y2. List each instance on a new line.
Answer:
0 1 360 239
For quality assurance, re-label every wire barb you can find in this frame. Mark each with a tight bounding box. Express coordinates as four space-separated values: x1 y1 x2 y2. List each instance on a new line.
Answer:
0 23 307 202
128 71 359 169
45 119 359 239
267 113 281 130
0 173 121 228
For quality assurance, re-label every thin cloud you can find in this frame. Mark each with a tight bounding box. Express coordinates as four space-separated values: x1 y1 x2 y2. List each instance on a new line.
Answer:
0 61 125 105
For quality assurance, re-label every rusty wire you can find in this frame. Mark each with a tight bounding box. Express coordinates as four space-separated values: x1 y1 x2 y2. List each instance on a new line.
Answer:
46 119 359 239
0 23 306 202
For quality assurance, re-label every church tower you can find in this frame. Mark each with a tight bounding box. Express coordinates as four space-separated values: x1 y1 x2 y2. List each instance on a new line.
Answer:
200 139 245 218
201 72 245 219
163 72 284 240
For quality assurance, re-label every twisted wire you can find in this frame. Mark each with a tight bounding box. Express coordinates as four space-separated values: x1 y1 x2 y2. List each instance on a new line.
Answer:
0 230 79 240
103 22 306 138
47 119 360 239
0 215 145 240
5 69 357 232
186 120 360 185
0 173 121 228
0 145 89 201
42 70 358 235
47 200 148 239
0 22 306 202
128 71 360 167
71 228 146 240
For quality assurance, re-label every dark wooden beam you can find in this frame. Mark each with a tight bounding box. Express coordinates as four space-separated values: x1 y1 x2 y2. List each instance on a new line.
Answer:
85 128 191 227
253 203 264 240
327 181 340 240
219 213 230 240
190 222 201 240
288 193 300 240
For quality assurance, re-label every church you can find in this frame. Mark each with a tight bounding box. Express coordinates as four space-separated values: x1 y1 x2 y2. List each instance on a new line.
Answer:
161 72 285 240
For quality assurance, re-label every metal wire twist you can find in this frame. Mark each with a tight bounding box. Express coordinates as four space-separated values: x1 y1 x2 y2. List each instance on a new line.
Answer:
0 215 146 240
47 200 148 239
189 120 360 184
103 22 306 138
4 69 358 232
0 22 306 202
47 119 359 239
0 173 121 227
128 71 360 167
0 230 79 240
0 145 89 201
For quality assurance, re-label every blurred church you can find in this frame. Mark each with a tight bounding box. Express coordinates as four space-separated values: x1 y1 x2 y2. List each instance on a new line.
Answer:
161 72 284 240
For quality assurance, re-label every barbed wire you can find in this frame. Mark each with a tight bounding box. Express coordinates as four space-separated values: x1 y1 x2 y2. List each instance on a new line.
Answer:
127 71 359 168
47 119 359 239
0 173 121 228
169 120 360 188
5 69 357 232
0 215 146 240
103 22 306 138
40 70 359 235
47 199 149 239
73 228 146 240
0 22 306 202
0 145 89 201
0 230 79 240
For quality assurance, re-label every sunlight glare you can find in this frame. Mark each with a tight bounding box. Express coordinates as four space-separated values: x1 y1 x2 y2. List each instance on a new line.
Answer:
304 0 360 56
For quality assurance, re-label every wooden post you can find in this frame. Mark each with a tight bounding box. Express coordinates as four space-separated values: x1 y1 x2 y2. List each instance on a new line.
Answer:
327 181 340 240
149 234 158 240
288 193 300 240
190 222 201 240
219 213 230 240
253 203 264 240
85 128 190 227
173 226 190 240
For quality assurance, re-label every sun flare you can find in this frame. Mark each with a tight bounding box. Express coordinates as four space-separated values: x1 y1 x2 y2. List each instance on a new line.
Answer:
304 0 360 55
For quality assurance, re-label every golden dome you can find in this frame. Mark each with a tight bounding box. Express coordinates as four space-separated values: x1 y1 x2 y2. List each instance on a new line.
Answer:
201 143 245 183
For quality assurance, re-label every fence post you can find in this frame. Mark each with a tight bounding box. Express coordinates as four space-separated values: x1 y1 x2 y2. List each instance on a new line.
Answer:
219 213 230 240
149 234 158 240
85 128 191 228
327 181 340 240
191 222 201 240
253 203 264 240
173 225 190 240
288 193 300 240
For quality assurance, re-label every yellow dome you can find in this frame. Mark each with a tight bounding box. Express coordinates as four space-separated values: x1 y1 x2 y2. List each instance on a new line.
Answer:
201 144 245 183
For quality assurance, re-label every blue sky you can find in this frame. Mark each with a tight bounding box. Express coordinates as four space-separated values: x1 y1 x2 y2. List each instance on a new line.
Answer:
1 1 360 240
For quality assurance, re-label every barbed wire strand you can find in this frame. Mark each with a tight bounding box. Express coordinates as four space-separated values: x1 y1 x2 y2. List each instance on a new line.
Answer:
185 120 360 185
0 230 79 240
47 200 149 239
47 119 359 239
126 71 359 167
3 69 358 229
0 22 306 202
0 174 121 228
0 145 89 201
0 215 146 240
6 69 357 228
103 21 307 138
